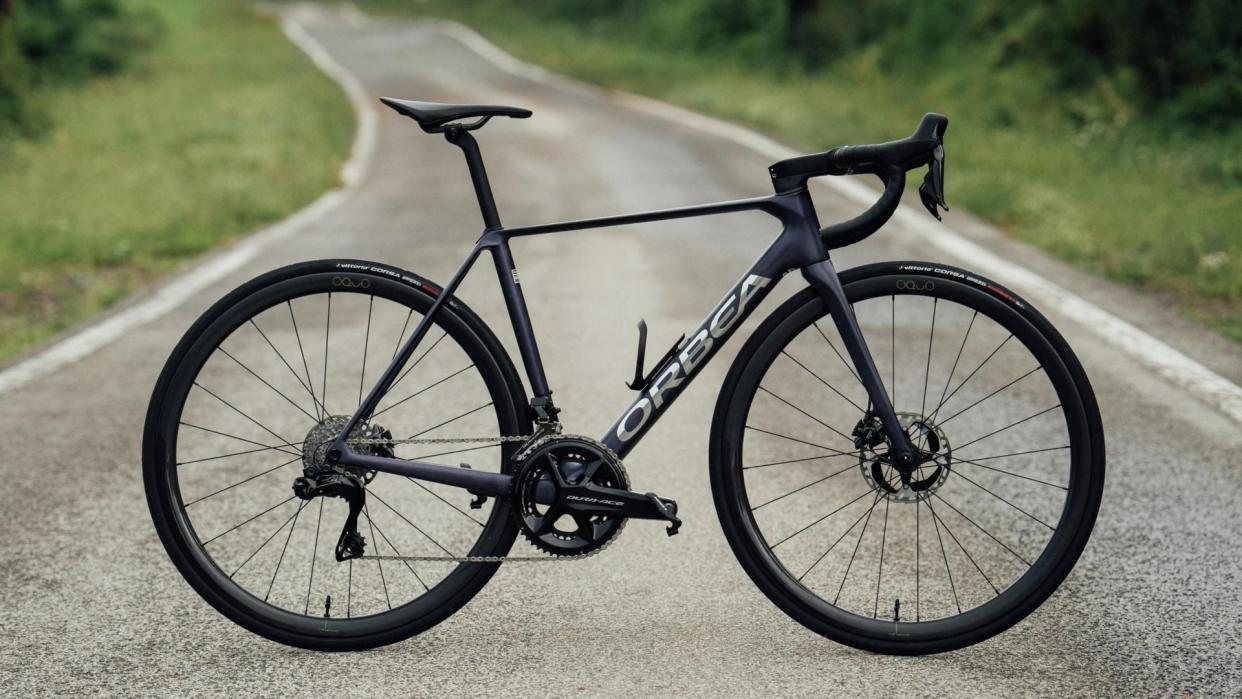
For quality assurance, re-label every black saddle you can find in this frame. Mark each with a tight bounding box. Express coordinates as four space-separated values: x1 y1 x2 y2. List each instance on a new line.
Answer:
378 97 531 133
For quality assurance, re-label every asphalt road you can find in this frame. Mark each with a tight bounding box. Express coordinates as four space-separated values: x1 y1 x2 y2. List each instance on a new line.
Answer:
3 5 1241 696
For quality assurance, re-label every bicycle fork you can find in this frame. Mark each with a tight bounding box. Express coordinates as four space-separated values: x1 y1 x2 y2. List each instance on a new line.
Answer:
803 259 919 467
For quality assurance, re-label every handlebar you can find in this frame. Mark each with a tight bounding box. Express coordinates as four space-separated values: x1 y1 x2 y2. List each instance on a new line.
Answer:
768 113 949 249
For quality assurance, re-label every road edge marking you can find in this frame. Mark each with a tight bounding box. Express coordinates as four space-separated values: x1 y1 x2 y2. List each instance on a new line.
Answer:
0 12 377 395
434 18 1242 424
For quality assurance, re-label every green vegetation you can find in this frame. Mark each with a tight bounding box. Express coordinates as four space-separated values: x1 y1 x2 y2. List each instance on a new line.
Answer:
0 0 353 362
362 0 1242 341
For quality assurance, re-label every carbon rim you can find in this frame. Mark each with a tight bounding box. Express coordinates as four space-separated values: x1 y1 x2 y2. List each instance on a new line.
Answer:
150 271 521 637
722 274 1094 643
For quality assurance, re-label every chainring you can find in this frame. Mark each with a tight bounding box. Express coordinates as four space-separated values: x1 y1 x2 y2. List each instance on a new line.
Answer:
514 436 628 557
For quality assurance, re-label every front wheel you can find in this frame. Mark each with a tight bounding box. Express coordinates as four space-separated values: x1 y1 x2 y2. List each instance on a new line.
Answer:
710 262 1104 654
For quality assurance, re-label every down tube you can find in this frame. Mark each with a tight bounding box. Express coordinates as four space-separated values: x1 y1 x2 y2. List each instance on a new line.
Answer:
603 268 779 458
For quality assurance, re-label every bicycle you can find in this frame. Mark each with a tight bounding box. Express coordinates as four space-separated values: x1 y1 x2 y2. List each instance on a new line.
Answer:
143 98 1104 655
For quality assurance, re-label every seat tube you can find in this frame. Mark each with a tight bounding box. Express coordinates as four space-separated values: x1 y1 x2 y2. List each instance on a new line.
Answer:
802 258 915 459
492 240 551 398
445 127 502 229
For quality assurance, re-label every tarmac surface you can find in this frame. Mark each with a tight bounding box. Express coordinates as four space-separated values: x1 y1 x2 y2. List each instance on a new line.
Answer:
2 6 1240 696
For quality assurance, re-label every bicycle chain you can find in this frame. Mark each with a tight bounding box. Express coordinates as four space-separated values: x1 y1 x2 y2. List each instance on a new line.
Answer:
351 427 616 563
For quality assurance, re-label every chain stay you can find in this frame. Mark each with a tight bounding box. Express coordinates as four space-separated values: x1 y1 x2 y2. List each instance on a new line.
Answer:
353 426 607 563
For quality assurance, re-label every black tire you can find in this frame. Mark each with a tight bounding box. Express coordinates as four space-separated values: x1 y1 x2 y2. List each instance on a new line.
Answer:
710 262 1104 655
143 260 531 651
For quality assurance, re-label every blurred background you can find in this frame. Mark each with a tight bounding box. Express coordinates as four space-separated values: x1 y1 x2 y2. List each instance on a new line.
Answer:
1 0 1239 363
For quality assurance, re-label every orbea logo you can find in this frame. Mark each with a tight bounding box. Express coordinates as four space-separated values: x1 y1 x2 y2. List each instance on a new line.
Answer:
616 274 770 442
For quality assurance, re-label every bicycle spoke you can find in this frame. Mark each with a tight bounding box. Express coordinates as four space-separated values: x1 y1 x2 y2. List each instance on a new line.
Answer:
202 495 296 546
367 489 457 556
932 310 976 421
932 493 1032 566
264 499 307 602
939 366 1041 426
921 298 937 415
406 478 486 527
346 559 352 618
929 334 1013 421
758 386 854 443
927 498 999 596
179 422 298 454
193 383 300 451
362 503 392 610
954 404 1062 452
384 331 447 399
372 364 474 419
799 492 882 582
744 451 859 471
744 425 856 456
954 470 1056 530
833 490 882 604
812 321 862 386
183 455 302 507
780 351 866 414
251 317 324 420
969 445 1070 462
304 498 324 614
407 402 494 440
927 493 960 614
228 501 305 579
286 301 323 420
214 347 315 424
873 497 889 618
954 456 1067 490
322 293 331 414
751 462 857 511
358 295 374 407
915 497 921 621
392 309 414 360
366 510 430 593
177 444 299 467
770 489 874 549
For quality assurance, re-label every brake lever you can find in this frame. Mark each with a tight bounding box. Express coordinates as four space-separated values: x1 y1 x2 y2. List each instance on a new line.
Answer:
918 176 943 220
918 144 949 220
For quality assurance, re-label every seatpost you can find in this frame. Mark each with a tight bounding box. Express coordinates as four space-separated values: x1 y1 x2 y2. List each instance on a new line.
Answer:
444 126 502 229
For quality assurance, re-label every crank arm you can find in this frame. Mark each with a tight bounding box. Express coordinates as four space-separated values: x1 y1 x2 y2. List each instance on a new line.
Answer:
557 483 682 536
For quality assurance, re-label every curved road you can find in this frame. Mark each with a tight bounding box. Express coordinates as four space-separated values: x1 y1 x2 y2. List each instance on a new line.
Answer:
3 5 1240 696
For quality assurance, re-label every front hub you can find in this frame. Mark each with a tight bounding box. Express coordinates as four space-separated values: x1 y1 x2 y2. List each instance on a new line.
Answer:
855 411 952 503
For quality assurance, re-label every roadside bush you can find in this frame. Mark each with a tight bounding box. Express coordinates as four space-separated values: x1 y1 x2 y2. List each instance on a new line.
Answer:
0 0 160 136
508 0 1240 129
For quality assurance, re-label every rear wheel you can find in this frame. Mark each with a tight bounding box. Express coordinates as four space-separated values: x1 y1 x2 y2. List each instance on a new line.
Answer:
143 260 530 650
710 263 1104 654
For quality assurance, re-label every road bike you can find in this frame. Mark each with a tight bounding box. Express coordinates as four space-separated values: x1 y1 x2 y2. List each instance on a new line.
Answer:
144 98 1105 654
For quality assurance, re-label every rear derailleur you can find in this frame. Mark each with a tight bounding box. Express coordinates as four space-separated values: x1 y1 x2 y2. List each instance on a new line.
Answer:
293 473 367 561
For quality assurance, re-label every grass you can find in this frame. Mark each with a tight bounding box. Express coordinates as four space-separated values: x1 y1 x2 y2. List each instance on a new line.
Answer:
360 1 1242 343
0 0 353 363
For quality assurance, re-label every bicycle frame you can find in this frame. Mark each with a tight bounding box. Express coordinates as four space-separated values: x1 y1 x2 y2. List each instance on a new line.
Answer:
331 127 915 496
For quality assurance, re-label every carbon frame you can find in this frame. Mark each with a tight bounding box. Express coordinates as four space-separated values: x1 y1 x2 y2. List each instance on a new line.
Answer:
331 127 912 497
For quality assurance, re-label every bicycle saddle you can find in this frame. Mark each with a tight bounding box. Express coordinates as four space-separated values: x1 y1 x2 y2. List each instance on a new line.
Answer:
379 97 532 133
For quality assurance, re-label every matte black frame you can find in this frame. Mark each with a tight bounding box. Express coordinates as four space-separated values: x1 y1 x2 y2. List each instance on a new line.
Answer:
331 127 916 497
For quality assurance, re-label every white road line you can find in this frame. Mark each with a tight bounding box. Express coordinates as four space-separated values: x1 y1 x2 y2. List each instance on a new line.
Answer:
0 13 378 395
434 18 1242 424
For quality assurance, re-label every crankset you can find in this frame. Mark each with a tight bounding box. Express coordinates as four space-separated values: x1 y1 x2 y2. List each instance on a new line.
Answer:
516 435 681 557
